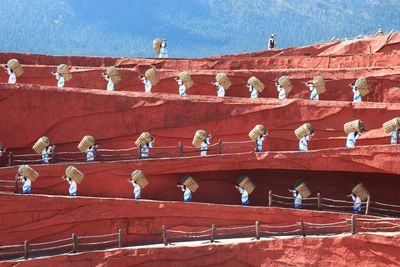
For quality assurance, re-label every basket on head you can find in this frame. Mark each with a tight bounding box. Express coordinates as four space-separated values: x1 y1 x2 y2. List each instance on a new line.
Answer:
135 132 153 147
344 120 365 134
57 64 72 81
77 135 95 152
18 165 39 182
383 117 400 134
192 130 208 148
294 180 311 198
248 124 266 140
131 169 149 189
152 38 163 54
313 76 326 94
32 136 50 154
181 175 199 192
179 71 194 89
65 166 84 184
216 73 232 90
278 76 293 95
7 59 24 77
237 176 256 195
247 76 265 93
294 123 313 140
106 66 121 84
355 77 369 97
145 68 160 86
352 183 370 202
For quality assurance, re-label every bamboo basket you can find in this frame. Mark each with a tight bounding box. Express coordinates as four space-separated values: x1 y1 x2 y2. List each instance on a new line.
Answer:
237 176 255 195
294 123 313 140
295 181 311 198
65 166 84 184
77 135 95 152
216 73 232 90
153 38 163 54
248 124 266 140
179 71 194 89
106 66 121 84
313 76 326 94
383 117 400 133
131 169 149 189
278 76 293 94
247 76 265 93
355 77 369 97
57 64 72 81
7 59 23 77
145 68 160 86
181 175 199 192
32 136 50 154
344 120 364 134
352 183 369 202
192 130 208 148
18 165 39 182
135 132 152 147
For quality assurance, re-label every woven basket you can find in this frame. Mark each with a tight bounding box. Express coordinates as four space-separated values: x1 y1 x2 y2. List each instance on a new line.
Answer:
57 64 72 81
216 73 232 90
32 136 50 154
18 165 39 182
192 130 207 148
179 71 194 89
294 123 313 140
355 77 369 97
131 170 149 189
237 176 255 195
135 132 152 147
106 67 121 84
313 76 326 94
344 120 364 134
66 166 84 184
278 76 293 94
153 38 163 54
352 183 369 202
145 68 160 86
295 182 311 199
7 59 24 77
77 135 95 152
248 124 266 140
383 117 400 133
248 76 265 93
182 175 199 192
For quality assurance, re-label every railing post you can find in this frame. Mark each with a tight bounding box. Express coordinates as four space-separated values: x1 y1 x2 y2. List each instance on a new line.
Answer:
178 142 183 157
218 140 222 154
365 196 370 215
255 221 260 240
268 190 272 207
210 224 216 243
8 151 13 166
162 225 168 246
351 215 357 235
300 219 306 237
72 233 77 253
118 229 122 248
317 193 321 210
23 240 29 260
138 145 142 159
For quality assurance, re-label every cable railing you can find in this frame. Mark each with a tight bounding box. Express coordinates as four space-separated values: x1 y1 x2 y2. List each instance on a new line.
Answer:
0 230 122 261
5 139 257 166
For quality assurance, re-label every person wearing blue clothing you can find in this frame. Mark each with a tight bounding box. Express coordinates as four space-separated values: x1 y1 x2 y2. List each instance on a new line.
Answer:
51 71 65 88
255 133 267 152
246 83 259 98
299 131 314 152
390 129 399 145
141 137 154 159
139 75 152 93
86 145 97 161
306 81 319 100
102 73 115 92
235 185 249 205
5 66 16 84
346 132 361 148
129 178 141 200
350 82 362 103
159 39 168 58
41 145 55 164
17 175 31 194
276 82 286 100
64 176 77 196
348 193 362 213
212 81 225 97
289 188 302 209
175 77 187 97
200 135 212 156
177 184 192 202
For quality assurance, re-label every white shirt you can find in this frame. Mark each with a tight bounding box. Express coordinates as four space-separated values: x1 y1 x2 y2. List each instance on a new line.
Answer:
86 146 96 161
216 84 225 97
106 76 115 91
390 130 399 145
56 73 65 88
133 182 141 199
68 179 77 195
308 85 319 100
277 86 286 100
291 190 302 205
22 177 31 193
351 194 362 209
141 142 153 158
41 146 53 163
178 81 187 96
7 69 16 84
182 186 192 201
144 79 152 93
239 187 249 204
299 135 311 152
249 86 258 98
352 86 362 103
256 136 265 151
159 43 168 58
346 132 359 148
